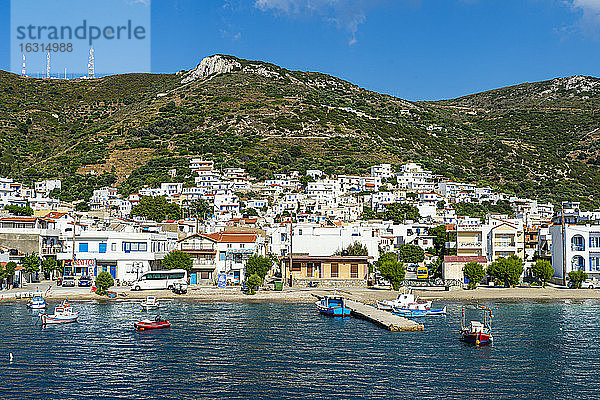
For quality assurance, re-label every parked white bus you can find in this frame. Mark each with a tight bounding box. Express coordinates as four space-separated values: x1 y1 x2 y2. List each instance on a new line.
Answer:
131 269 187 291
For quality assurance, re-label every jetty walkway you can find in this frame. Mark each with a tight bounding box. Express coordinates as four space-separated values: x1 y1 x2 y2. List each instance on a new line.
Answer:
314 293 424 332
344 299 424 332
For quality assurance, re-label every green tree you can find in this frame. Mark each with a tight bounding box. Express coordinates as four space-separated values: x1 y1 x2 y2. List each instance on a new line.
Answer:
4 204 34 216
131 196 182 222
95 271 114 296
429 256 442 279
568 270 588 289
531 259 554 287
161 250 193 273
241 208 259 217
41 257 58 279
381 203 420 223
463 262 486 289
75 201 90 212
376 252 405 290
188 199 211 220
22 253 40 274
487 255 524 287
360 206 377 220
246 274 262 295
398 244 425 264
245 255 272 283
339 241 369 256
428 225 456 257
4 261 16 287
436 200 446 209
0 265 7 288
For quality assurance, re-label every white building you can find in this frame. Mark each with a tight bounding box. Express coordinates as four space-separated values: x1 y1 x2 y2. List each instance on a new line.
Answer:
370 164 394 180
35 179 62 196
57 229 178 282
396 163 434 192
551 225 600 281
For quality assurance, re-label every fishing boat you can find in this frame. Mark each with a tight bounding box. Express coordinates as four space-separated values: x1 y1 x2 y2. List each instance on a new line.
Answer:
27 294 47 309
460 304 493 346
392 308 428 318
315 295 352 318
393 306 447 316
141 296 160 310
134 315 171 331
40 299 79 324
376 291 432 311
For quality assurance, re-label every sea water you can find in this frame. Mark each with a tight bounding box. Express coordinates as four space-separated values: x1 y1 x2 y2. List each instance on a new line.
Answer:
1 299 599 399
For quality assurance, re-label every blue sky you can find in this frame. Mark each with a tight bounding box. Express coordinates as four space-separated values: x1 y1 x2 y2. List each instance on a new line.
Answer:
1 0 600 100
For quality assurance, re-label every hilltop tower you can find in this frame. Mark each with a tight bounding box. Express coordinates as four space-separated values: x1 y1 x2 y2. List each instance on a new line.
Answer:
88 48 95 79
46 52 50 79
21 53 26 76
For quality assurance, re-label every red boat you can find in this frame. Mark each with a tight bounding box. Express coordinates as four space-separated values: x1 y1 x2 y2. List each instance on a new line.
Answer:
460 305 493 346
134 316 171 331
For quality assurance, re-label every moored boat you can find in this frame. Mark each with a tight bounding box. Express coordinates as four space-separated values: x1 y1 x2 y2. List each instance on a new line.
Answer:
393 306 447 316
40 299 79 324
392 308 428 318
141 296 160 310
135 315 171 331
315 295 352 318
27 295 47 309
376 292 432 311
460 305 493 346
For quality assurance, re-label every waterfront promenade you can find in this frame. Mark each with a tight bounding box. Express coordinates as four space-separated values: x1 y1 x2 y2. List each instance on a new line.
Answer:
3 281 600 304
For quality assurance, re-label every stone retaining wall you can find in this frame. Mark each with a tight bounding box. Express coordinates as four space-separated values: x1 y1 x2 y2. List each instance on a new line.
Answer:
293 278 367 288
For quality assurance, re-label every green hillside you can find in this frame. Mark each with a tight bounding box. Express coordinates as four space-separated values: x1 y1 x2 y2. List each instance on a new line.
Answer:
0 56 598 208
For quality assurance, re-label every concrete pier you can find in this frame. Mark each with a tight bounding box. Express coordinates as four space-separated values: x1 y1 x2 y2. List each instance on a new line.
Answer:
344 299 424 332
314 294 424 332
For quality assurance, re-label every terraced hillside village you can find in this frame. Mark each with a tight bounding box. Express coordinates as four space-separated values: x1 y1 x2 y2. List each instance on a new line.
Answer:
0 54 598 207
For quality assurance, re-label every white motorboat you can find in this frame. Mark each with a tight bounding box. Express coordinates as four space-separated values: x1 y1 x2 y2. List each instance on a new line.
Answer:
141 296 160 310
40 300 79 324
376 292 432 311
27 294 47 310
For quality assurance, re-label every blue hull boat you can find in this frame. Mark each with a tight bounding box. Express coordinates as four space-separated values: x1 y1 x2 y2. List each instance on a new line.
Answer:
393 306 447 317
392 308 428 318
316 295 351 318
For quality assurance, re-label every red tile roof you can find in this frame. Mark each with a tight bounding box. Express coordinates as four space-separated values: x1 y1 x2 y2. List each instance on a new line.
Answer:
206 232 258 243
44 211 68 219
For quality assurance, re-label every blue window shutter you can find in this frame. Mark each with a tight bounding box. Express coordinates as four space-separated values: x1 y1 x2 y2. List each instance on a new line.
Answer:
78 243 88 252
99 243 107 253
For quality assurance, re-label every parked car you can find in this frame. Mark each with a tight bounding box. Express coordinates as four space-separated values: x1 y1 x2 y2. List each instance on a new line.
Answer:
61 276 76 287
406 265 418 273
583 279 600 289
78 276 92 287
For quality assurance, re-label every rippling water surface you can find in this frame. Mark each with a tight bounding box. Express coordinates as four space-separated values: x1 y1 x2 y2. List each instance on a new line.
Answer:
1 299 599 399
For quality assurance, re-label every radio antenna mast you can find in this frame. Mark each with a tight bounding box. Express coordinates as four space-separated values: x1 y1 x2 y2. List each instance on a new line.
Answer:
46 52 51 79
88 48 95 79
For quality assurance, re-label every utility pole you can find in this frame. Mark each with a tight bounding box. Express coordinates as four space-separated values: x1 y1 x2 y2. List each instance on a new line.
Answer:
288 216 293 287
561 202 567 286
71 214 78 275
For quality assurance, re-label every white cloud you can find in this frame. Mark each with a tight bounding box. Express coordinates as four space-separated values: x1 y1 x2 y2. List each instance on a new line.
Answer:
571 0 600 12
254 0 373 45
570 0 600 26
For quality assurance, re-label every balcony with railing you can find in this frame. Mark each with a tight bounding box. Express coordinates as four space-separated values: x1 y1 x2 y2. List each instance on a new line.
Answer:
494 241 516 249
41 245 63 255
192 258 217 270
180 244 216 252
458 241 483 248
